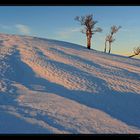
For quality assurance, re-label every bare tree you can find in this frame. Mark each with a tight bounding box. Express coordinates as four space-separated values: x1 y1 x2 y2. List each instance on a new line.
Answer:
75 14 102 49
104 35 115 53
129 47 140 58
104 25 121 54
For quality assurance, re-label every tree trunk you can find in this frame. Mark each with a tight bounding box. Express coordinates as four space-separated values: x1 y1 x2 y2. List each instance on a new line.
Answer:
104 41 107 53
87 36 91 49
128 54 136 58
108 42 111 54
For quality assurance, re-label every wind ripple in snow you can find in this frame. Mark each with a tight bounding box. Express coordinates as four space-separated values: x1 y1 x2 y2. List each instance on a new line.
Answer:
0 33 140 133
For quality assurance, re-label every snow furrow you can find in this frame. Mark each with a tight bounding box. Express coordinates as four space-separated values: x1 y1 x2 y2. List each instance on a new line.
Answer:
0 33 140 133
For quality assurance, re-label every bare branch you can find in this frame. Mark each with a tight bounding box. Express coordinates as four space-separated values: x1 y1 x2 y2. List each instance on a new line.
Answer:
134 47 140 55
129 46 140 58
75 14 102 35
93 27 102 34
111 25 122 35
74 16 79 21
105 34 115 42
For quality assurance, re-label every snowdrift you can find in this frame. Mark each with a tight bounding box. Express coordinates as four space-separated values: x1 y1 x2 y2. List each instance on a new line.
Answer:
0 33 140 134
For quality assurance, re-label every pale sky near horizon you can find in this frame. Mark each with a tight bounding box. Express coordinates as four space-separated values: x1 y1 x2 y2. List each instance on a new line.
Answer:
0 6 140 58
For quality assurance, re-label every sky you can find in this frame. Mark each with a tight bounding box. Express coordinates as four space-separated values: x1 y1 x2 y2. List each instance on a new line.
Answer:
0 6 140 58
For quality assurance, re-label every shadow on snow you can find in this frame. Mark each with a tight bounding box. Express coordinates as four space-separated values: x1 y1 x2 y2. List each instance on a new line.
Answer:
1 48 140 130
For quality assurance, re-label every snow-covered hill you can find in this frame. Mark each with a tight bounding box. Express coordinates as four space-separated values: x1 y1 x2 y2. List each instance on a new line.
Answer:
0 33 140 134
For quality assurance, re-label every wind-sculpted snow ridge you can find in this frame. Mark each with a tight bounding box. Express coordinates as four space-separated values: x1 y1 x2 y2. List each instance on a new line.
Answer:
0 33 140 134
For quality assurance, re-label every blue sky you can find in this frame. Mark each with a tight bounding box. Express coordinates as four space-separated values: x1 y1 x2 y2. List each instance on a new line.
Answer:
0 6 140 57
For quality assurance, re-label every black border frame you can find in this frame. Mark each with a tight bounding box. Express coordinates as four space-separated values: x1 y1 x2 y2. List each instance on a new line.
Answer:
0 0 140 139
0 0 140 6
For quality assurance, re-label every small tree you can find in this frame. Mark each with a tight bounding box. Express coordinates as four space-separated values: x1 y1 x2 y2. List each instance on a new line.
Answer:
129 47 140 58
104 34 115 54
75 14 102 49
104 25 121 54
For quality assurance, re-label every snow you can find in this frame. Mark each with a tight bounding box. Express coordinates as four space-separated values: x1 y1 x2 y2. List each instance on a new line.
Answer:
0 33 140 134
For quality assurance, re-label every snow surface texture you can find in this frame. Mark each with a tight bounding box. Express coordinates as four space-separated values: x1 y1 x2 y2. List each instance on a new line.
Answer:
0 33 140 134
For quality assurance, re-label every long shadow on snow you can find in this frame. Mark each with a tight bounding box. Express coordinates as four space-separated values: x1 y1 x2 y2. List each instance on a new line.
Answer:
0 104 52 134
47 48 140 81
10 50 140 129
